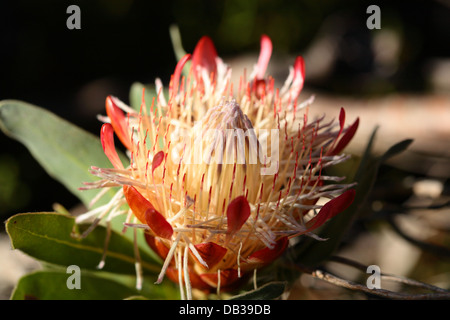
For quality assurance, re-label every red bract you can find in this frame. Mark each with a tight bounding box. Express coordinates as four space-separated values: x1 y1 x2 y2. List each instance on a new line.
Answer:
191 36 218 83
144 233 171 261
200 269 239 289
246 237 289 267
166 267 212 291
332 117 360 155
193 242 227 269
100 123 123 170
290 56 305 102
305 189 356 232
255 34 273 80
170 53 191 99
105 96 132 150
124 186 173 239
226 196 251 242
152 151 165 174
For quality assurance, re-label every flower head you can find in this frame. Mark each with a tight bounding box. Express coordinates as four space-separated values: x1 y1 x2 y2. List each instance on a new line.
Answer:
78 35 359 298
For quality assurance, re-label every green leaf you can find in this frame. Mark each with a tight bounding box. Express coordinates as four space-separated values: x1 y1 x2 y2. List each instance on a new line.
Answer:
380 139 413 163
10 266 180 300
90 272 180 300
10 270 140 300
0 100 127 208
169 24 191 77
11 269 179 300
229 282 286 300
169 24 188 62
0 100 156 258
5 212 161 275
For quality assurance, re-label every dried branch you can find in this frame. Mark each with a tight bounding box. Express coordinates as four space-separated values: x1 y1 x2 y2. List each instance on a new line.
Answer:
295 263 450 300
310 269 450 300
329 256 449 293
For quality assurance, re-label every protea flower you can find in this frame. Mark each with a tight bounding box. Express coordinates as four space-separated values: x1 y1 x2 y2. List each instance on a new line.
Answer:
77 35 359 299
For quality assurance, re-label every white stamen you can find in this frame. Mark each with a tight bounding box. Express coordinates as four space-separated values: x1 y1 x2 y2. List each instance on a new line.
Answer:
216 269 221 297
97 115 110 123
155 78 168 107
183 245 192 300
237 242 243 278
110 96 138 115
253 269 258 290
296 94 316 111
280 66 294 96
133 227 143 291
88 187 110 208
123 223 150 230
177 250 186 300
155 233 181 284
183 236 209 269
201 68 212 102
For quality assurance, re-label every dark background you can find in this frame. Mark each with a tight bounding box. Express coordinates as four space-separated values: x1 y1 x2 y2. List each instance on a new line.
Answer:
1 0 449 223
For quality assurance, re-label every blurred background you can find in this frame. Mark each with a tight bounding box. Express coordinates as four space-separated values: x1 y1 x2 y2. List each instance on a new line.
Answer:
0 0 449 299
